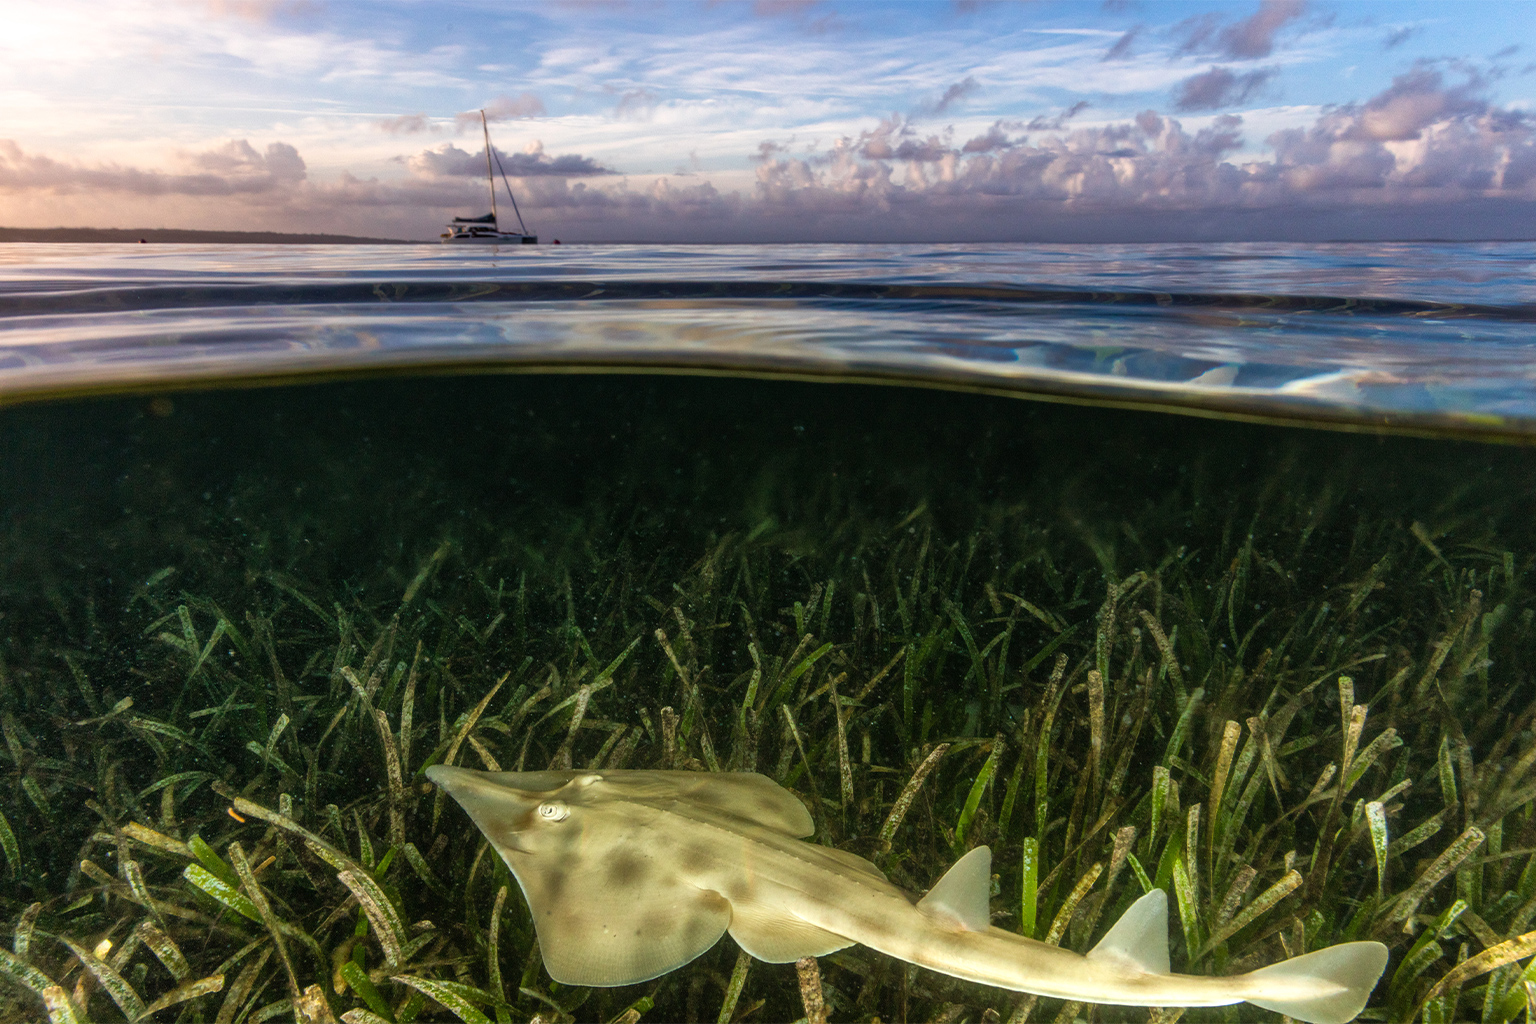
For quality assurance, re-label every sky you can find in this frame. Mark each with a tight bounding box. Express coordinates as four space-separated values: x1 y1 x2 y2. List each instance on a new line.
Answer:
2 0 1535 242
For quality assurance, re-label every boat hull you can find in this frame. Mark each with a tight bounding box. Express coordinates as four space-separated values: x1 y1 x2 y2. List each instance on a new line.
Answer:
440 234 537 244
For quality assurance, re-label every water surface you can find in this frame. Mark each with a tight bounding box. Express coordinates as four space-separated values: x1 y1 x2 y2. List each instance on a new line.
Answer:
3 241 1534 436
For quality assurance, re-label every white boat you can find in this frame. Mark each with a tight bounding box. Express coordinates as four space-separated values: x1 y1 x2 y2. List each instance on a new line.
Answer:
442 110 537 244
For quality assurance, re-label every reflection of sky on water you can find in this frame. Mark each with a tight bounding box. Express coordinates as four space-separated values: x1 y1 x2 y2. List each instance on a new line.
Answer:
2 242 1535 436
5 242 1534 303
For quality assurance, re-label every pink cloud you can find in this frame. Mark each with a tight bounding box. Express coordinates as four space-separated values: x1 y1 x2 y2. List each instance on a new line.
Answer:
377 114 437 135
0 139 305 196
455 93 546 130
1174 66 1277 111
406 141 611 178
2 67 1533 241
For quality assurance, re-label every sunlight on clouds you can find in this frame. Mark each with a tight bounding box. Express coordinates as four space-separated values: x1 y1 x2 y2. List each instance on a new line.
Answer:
1 0 1533 239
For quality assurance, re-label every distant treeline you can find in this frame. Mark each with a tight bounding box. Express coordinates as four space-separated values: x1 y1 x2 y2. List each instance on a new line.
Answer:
0 227 415 244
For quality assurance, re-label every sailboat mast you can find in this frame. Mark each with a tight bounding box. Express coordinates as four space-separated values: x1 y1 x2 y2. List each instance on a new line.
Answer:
481 110 498 227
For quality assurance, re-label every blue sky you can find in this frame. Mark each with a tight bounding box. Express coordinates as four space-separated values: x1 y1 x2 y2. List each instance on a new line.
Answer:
2 0 1534 241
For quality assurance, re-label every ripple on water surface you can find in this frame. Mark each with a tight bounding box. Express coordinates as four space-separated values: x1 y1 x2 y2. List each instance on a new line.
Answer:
2 241 1534 437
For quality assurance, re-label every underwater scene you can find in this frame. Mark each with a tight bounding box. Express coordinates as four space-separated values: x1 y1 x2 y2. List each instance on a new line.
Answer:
1 244 1536 1024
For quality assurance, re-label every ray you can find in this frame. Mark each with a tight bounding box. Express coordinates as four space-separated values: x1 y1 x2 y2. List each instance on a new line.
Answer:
429 766 1388 1024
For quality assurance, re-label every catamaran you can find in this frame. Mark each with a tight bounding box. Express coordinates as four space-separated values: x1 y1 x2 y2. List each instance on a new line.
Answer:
441 109 537 244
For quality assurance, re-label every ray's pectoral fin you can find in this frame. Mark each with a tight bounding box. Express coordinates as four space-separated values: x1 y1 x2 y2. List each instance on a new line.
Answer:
519 861 732 987
1086 890 1171 975
917 846 993 931
727 907 854 963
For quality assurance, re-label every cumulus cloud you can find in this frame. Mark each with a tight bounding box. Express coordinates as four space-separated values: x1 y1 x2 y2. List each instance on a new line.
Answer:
1352 64 1489 141
855 116 953 162
961 121 1020 154
1263 65 1535 196
752 109 1252 214
715 63 1535 237
0 138 305 196
489 66 1532 239
406 141 611 178
4 62 1533 242
1174 66 1277 111
751 139 794 163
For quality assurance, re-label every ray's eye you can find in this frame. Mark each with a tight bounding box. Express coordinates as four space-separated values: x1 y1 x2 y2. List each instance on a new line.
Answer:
537 801 569 822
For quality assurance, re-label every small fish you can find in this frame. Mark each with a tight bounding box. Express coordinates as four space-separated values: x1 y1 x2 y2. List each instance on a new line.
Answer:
429 766 1388 1024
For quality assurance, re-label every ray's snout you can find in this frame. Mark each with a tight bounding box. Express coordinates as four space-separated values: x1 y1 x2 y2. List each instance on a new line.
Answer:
427 765 545 835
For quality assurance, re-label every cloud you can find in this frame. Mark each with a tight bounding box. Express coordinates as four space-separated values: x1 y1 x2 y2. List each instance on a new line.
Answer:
1103 25 1142 61
1173 66 1277 111
926 76 979 115
855 116 953 162
4 61 1534 242
615 88 660 120
751 0 820 15
961 120 1020 154
377 114 437 135
0 138 305 196
1218 0 1306 60
406 141 612 178
739 111 1260 231
1175 0 1306 61
710 64 1536 239
456 93 546 130
1263 66 1532 192
751 139 794 162
748 0 842 34
1352 64 1490 141
1382 26 1418 50
1173 13 1223 58
1026 101 1090 131
203 0 317 24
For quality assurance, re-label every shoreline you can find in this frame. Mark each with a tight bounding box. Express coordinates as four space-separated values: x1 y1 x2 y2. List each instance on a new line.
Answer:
0 226 416 244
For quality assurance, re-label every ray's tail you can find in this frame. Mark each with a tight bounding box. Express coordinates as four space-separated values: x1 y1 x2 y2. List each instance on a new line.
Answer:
1240 942 1390 1024
1081 887 1385 1023
1082 886 1387 1024
919 850 1390 1022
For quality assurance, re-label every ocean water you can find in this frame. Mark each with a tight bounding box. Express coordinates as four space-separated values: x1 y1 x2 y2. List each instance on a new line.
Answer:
1 242 1535 1024
3 241 1536 435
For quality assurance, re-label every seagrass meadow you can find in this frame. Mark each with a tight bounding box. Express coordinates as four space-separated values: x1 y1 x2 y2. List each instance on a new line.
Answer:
1 374 1535 1024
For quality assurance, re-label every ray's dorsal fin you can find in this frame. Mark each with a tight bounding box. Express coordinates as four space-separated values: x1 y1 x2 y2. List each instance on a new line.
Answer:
1086 889 1171 975
917 846 992 932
